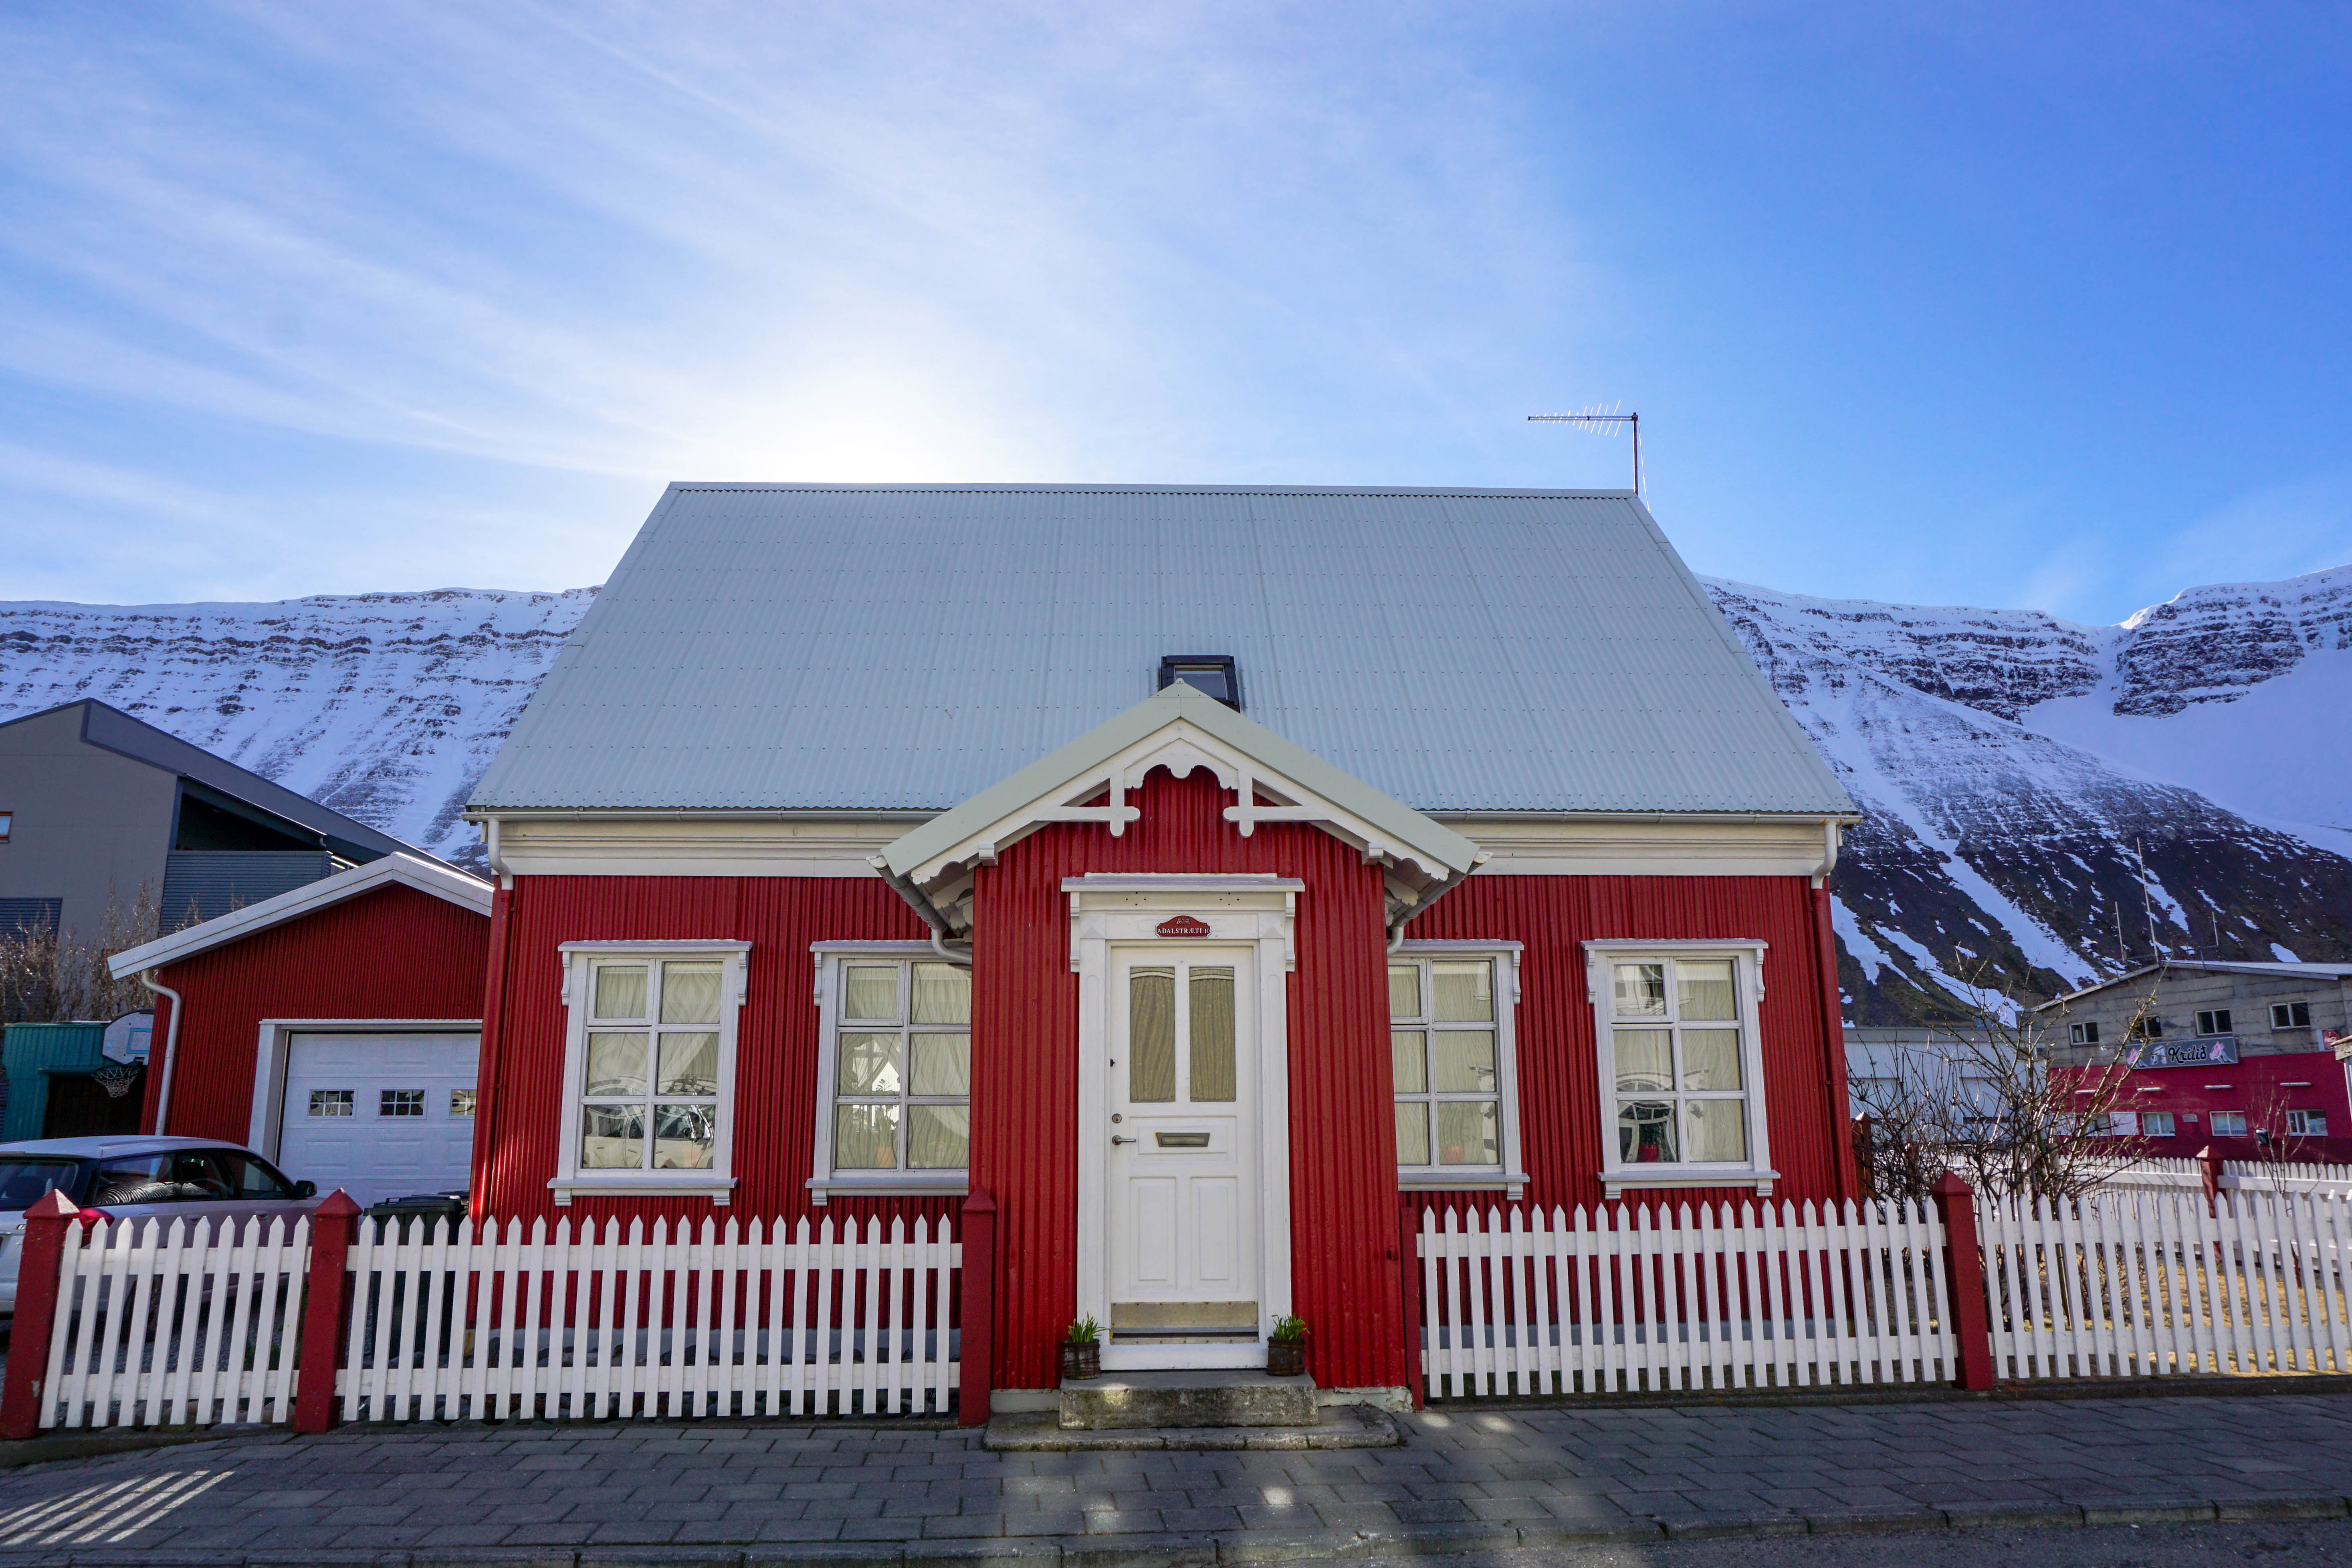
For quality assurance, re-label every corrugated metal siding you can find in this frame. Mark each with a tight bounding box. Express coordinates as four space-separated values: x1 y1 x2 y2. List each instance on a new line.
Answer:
474 874 953 1232
472 486 1850 817
1407 873 1859 1217
972 768 1406 1394
158 851 339 926
142 884 489 1143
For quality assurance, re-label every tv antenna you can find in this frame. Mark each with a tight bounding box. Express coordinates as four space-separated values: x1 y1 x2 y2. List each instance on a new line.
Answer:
1528 406 1640 494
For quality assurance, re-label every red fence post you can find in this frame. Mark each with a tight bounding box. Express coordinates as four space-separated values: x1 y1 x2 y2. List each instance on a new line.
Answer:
293 1191 363 1435
1929 1172 1996 1391
1397 1203 1425 1410
0 1191 81 1440
2199 1143 2224 1218
957 1188 997 1428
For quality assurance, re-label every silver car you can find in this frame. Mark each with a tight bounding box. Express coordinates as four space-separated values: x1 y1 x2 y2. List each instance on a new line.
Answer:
0 1136 321 1314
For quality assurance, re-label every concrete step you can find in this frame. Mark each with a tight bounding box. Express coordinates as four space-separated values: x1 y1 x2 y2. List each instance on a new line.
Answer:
990 1402 1401 1451
1058 1369 1318 1430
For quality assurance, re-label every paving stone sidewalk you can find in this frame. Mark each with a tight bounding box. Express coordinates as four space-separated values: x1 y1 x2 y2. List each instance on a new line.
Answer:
2 1392 2351 1565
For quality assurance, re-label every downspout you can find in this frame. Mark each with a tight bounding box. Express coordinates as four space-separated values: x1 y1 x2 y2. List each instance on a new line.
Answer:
866 855 973 966
138 971 185 1136
1386 853 1490 953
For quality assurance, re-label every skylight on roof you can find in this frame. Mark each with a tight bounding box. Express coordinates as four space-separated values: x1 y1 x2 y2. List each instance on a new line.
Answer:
1158 655 1242 710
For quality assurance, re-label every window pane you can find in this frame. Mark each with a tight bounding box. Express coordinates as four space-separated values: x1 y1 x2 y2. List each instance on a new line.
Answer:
1613 1029 1672 1094
1395 1101 1431 1165
652 1103 716 1168
912 963 971 1025
1389 964 1421 1021
911 1033 971 1096
89 1155 175 1206
586 1032 648 1097
309 1089 353 1117
1432 1030 1495 1093
1436 1100 1499 1165
844 965 898 1021
1681 1029 1743 1092
1684 1099 1747 1162
1392 1030 1427 1094
580 1104 644 1168
1433 961 1492 1022
1676 959 1737 1021
1190 966 1236 1102
1614 963 1666 1017
380 1089 425 1117
661 962 723 1023
907 1104 970 1168
834 1103 900 1169
658 1032 720 1096
208 1152 289 1199
450 1090 476 1117
838 1033 902 1095
1129 967 1175 1102
1618 1100 1676 1163
594 965 647 1020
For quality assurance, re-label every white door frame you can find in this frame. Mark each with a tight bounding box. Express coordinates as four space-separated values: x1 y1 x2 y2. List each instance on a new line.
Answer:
1066 874 1299 1372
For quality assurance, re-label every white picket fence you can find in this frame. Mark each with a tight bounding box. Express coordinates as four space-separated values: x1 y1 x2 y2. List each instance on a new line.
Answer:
340 1214 960 1421
40 1214 310 1430
30 1211 958 1430
2107 1157 2352 1195
1981 1186 2352 1378
1414 1200 1958 1399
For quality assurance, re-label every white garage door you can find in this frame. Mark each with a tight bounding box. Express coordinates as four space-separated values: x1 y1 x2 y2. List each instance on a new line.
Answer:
278 1033 480 1209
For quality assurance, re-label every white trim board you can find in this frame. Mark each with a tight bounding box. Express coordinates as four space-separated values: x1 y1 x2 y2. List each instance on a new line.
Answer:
109 854 491 978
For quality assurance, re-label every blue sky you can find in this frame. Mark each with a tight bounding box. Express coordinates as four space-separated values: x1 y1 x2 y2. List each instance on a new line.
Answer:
2 3 2346 624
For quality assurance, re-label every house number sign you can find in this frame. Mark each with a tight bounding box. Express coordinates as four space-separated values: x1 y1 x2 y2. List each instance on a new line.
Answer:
1156 915 1213 938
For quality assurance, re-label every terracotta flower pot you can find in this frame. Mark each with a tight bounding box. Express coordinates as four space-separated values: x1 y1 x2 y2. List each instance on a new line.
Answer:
1266 1337 1307 1378
1061 1339 1101 1380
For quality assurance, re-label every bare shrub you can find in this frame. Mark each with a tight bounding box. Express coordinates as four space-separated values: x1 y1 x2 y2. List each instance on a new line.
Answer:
0 886 168 1024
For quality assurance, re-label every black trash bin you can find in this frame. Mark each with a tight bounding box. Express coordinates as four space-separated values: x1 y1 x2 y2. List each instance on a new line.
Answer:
365 1191 469 1243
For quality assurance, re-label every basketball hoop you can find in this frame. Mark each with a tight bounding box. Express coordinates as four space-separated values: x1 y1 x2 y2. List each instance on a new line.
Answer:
92 1063 143 1100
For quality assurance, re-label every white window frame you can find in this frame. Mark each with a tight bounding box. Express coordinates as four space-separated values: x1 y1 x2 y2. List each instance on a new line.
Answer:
2069 1021 2098 1045
2142 1110 2177 1138
2273 1001 2314 1030
2289 1108 2329 1137
807 942 972 1205
2195 1009 2232 1038
550 940 748 1207
1585 940 1779 1199
1392 942 1528 1200
2210 1110 2248 1138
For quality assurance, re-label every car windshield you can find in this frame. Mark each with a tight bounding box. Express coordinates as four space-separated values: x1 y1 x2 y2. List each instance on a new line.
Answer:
0 1158 85 1211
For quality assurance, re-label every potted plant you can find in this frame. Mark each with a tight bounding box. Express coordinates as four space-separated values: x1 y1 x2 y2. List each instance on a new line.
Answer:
1267 1314 1308 1378
1062 1316 1102 1380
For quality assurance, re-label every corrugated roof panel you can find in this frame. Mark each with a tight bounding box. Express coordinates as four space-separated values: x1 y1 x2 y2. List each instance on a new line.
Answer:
467 485 1853 815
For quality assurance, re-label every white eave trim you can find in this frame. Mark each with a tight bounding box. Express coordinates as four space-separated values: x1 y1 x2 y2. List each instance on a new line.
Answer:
880 683 1481 896
107 853 493 978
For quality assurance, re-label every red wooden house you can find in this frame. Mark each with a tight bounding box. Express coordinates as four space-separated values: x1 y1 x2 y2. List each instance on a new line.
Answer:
455 483 1860 1411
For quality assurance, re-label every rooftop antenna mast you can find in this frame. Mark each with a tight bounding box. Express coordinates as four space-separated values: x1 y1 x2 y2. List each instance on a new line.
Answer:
1528 406 1640 494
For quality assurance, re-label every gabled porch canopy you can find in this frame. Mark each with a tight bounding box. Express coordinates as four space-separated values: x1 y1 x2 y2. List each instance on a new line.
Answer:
878 682 1484 938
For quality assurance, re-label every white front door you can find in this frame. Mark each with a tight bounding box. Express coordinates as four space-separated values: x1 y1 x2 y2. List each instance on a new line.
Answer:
1107 944 1260 1346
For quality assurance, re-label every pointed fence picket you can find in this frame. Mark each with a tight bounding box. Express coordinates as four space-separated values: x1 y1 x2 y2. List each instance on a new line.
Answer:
336 1212 959 1421
42 1214 308 1430
1413 1199 1958 1398
1979 1185 2352 1378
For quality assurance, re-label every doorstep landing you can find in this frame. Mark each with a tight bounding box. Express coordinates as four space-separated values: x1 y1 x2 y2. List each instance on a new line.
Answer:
988 1401 1402 1451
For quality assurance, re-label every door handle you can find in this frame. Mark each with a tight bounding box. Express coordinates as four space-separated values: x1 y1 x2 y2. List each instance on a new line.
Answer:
1110 1135 1136 1145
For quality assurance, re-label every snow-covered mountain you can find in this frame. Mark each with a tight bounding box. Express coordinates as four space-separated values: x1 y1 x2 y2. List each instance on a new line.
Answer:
4 569 2348 1020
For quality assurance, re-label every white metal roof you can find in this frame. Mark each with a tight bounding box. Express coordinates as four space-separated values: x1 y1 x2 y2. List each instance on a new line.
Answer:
468 485 1854 817
106 854 492 978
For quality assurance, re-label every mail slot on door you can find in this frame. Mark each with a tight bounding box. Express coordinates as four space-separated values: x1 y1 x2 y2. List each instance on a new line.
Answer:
1155 1131 1211 1149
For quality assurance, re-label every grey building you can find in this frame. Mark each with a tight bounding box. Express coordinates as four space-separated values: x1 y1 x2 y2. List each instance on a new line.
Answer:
0 699 422 940
1844 1024 1997 1118
2036 961 2352 1157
